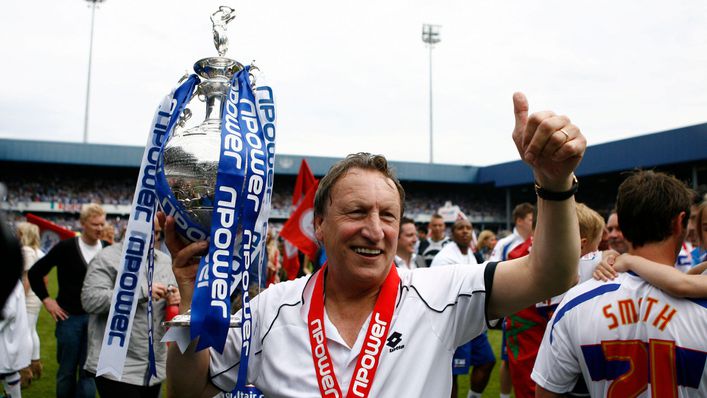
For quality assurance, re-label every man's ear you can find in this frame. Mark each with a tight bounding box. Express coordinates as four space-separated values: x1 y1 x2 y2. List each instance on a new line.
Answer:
580 237 588 253
314 214 324 241
673 211 687 236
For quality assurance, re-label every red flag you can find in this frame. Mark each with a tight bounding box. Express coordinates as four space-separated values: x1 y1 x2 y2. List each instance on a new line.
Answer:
281 240 300 280
26 213 77 252
292 159 317 206
26 213 76 241
280 182 319 260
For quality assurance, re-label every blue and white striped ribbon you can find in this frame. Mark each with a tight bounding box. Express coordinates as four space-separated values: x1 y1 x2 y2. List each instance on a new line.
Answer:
97 75 198 379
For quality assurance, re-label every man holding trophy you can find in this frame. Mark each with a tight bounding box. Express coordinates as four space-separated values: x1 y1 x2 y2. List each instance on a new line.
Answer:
93 5 585 397
163 87 587 395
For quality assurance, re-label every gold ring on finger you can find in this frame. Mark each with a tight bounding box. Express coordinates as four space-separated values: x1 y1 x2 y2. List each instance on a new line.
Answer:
559 128 570 142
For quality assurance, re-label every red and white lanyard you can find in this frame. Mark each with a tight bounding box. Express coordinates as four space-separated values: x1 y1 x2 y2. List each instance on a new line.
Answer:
308 263 399 398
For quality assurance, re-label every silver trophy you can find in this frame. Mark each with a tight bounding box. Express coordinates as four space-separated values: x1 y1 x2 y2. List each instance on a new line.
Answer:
162 6 245 328
161 6 244 238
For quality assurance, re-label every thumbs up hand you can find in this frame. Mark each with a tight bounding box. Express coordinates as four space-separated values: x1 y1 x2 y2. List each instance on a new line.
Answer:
511 92 586 191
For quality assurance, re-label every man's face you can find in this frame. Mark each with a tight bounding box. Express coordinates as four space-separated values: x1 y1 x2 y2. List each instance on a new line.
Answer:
686 205 698 246
488 236 497 250
516 213 534 235
81 214 106 243
429 217 446 241
607 213 628 254
314 169 401 285
452 220 473 247
397 222 418 256
598 227 610 251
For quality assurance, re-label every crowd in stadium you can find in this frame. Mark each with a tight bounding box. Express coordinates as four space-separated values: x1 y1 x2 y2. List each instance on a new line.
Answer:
3 176 506 229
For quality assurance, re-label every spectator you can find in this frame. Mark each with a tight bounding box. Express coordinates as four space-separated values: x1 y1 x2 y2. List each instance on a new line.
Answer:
394 217 425 270
605 210 628 254
28 204 106 398
490 202 535 398
475 230 497 263
100 222 115 245
575 203 606 284
432 219 495 398
418 213 450 267
81 222 178 398
415 224 427 253
680 193 706 270
265 228 282 286
16 222 45 386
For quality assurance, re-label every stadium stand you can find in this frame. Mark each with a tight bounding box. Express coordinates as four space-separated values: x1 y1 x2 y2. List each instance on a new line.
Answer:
1 123 705 234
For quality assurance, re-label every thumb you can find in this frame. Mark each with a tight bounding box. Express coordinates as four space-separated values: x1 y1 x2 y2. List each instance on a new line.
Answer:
512 92 529 134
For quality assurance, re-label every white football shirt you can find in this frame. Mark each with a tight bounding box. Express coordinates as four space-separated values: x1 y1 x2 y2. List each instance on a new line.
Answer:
532 272 707 397
209 263 496 397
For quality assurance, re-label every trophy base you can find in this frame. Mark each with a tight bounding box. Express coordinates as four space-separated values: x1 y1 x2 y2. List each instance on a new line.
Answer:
163 310 242 328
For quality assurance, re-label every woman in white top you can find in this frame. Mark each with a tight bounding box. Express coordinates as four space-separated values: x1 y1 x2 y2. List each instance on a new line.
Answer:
16 222 44 383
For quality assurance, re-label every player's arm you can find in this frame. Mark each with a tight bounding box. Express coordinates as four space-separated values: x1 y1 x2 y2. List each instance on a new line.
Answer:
687 261 707 275
592 250 621 281
161 214 220 398
609 254 707 297
488 93 585 318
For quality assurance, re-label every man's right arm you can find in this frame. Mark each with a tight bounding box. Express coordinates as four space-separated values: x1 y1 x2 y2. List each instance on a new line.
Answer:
28 242 69 320
159 214 220 398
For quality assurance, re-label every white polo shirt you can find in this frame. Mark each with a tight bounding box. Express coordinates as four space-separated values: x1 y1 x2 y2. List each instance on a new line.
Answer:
532 273 707 397
209 263 497 396
430 241 478 266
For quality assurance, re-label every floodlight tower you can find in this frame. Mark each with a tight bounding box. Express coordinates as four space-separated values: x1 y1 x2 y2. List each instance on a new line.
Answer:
421 24 440 163
83 0 105 143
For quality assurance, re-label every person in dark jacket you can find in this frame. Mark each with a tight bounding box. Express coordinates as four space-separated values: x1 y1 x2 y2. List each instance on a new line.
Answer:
29 204 106 398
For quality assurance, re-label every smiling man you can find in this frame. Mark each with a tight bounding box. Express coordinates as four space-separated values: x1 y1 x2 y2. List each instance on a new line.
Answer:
165 92 586 397
395 217 424 270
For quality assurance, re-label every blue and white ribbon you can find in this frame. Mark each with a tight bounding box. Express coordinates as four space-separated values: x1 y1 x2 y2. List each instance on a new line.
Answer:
190 67 252 353
232 66 272 389
252 81 277 291
97 76 198 379
156 66 276 391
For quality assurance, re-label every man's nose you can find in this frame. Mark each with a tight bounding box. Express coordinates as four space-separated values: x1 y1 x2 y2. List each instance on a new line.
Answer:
362 215 384 241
